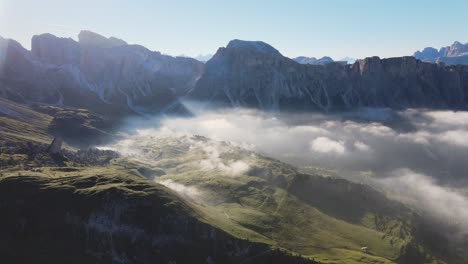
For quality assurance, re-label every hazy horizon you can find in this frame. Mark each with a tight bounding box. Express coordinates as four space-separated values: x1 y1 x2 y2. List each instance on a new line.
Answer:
1 0 468 60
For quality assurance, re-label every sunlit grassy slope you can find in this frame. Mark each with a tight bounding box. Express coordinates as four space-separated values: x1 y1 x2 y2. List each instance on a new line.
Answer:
0 98 53 144
110 135 450 264
1 167 323 264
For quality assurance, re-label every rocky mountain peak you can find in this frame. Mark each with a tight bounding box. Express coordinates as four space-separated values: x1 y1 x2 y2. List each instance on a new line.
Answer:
78 30 127 48
414 41 468 65
2 31 204 116
293 56 336 65
293 56 317 64
225 39 282 56
414 47 441 61
446 40 468 57
31 33 80 65
0 36 25 51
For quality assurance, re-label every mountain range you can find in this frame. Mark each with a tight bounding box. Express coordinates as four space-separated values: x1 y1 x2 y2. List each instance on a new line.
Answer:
414 41 468 65
293 56 337 65
292 56 355 65
0 31 204 117
191 39 468 111
2 31 467 118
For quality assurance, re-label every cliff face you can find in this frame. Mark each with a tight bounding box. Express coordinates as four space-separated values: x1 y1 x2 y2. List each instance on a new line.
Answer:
191 40 468 111
0 31 205 116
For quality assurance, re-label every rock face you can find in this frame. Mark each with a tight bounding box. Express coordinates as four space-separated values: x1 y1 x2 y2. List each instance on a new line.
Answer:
414 41 468 66
47 136 63 154
191 40 468 111
0 31 205 116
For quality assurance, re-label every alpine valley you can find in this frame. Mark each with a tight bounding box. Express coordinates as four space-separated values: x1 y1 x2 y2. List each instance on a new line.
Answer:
1 30 468 264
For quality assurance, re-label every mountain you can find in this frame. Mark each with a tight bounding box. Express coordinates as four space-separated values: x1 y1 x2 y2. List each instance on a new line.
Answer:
3 33 468 118
190 39 468 111
194 54 213 62
293 56 335 65
414 41 468 65
340 57 357 64
0 31 204 117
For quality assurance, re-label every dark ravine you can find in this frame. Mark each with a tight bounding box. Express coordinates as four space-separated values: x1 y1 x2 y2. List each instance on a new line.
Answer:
190 40 468 111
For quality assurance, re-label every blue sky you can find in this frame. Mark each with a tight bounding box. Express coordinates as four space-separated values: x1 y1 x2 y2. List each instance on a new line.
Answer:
1 0 467 59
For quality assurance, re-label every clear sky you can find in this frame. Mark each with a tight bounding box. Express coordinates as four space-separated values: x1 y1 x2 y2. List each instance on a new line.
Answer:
1 0 467 60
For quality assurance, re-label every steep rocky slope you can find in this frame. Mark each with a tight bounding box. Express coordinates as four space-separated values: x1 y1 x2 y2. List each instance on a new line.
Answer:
0 31 204 117
191 40 468 111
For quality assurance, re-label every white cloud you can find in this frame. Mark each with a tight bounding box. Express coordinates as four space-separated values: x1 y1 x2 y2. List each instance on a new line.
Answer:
310 137 346 155
377 169 468 234
437 130 468 147
157 179 203 201
354 141 371 152
424 111 468 127
197 143 250 176
108 107 468 235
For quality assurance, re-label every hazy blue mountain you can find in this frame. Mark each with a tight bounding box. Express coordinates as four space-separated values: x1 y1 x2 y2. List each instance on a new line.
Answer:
293 56 334 65
340 57 357 64
194 54 213 62
414 41 468 65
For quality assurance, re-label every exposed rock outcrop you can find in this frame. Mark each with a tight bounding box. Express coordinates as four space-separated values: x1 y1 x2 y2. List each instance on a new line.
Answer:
191 40 468 111
47 136 63 154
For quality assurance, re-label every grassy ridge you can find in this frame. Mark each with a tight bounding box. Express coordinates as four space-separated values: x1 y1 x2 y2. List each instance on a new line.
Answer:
0 98 53 144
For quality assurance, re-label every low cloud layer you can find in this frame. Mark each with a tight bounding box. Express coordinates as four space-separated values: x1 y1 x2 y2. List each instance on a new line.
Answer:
195 142 250 176
115 107 468 234
310 137 346 155
149 108 468 186
377 169 468 235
